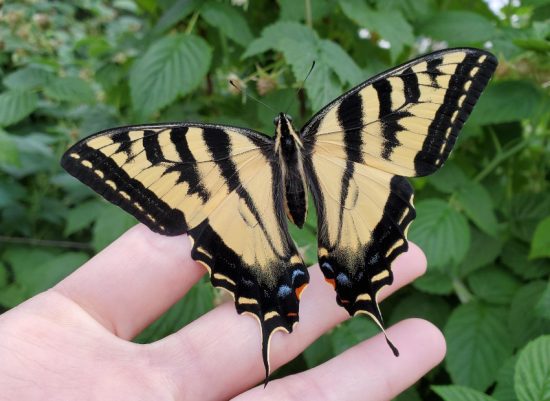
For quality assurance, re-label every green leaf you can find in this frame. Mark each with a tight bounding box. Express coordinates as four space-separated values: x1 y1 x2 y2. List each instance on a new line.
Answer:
535 282 550 321
64 200 105 236
419 11 496 45
508 282 550 348
433 385 499 401
339 0 414 60
279 37 341 112
92 204 136 252
243 21 317 58
0 91 38 127
467 267 521 305
3 66 53 90
44 76 95 103
4 247 88 302
395 386 423 401
530 216 550 259
319 39 363 86
445 302 514 390
515 335 550 401
303 333 335 369
279 0 334 22
457 228 503 277
130 34 211 116
135 278 213 343
470 81 543 125
509 193 550 243
493 356 519 401
502 239 550 280
413 270 454 295
201 2 253 47
0 130 20 166
330 317 378 354
428 162 470 194
408 199 471 269
456 181 499 237
153 0 204 35
389 292 451 329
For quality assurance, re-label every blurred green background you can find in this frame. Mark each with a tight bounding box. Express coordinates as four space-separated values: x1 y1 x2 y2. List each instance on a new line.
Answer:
0 0 549 400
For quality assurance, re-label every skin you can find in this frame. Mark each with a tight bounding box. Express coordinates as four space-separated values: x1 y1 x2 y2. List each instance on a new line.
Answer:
0 224 445 401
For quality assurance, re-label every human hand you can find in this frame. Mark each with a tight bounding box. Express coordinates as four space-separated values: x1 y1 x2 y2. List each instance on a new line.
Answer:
0 224 445 401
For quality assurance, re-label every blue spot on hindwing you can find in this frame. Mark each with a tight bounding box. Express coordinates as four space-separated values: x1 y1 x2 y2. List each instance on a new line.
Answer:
277 285 292 298
336 273 352 287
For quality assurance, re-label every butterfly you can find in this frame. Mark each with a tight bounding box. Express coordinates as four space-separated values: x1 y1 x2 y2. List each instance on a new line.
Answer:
61 47 497 381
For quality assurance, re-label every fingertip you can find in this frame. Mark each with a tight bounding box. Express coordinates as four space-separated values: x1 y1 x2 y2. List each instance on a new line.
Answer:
393 318 447 366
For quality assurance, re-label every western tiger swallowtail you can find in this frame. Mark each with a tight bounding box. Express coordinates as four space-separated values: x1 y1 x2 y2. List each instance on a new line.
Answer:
61 48 497 381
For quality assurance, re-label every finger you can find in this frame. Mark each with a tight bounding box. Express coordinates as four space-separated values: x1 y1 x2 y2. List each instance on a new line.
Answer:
54 224 205 339
150 243 427 401
236 319 446 401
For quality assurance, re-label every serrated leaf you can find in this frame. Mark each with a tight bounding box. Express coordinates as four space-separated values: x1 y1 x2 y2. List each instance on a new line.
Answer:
420 11 496 45
470 81 543 126
445 302 514 390
0 91 38 127
530 216 550 259
130 34 211 116
433 385 499 401
0 131 20 166
493 356 519 401
502 239 550 280
201 3 253 47
153 0 204 35
535 282 550 321
509 193 550 242
339 0 414 60
3 66 53 90
4 247 87 302
44 76 95 103
456 181 499 237
508 282 550 348
515 335 550 401
408 199 471 269
279 37 341 112
92 204 136 252
64 200 105 236
319 39 363 86
467 267 521 305
279 0 334 22
413 270 454 295
428 162 470 194
242 21 317 58
457 228 503 277
389 292 451 329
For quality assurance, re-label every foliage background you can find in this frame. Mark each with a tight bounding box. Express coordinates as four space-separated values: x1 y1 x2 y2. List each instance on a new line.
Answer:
0 0 549 399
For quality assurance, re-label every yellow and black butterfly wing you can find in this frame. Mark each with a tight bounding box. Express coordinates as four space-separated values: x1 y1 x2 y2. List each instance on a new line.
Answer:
61 123 309 377
302 48 497 335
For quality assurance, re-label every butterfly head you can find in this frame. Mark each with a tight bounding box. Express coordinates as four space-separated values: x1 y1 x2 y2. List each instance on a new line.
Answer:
274 112 302 154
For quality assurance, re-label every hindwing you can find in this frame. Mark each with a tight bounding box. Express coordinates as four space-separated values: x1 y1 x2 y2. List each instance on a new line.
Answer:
61 123 309 378
302 48 497 340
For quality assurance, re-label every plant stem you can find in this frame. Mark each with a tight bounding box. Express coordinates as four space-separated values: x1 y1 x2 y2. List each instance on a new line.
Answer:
305 0 312 28
452 278 473 303
474 139 529 182
185 11 199 35
0 236 92 250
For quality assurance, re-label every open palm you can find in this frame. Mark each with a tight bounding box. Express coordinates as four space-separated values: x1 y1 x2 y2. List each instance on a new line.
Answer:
0 225 445 400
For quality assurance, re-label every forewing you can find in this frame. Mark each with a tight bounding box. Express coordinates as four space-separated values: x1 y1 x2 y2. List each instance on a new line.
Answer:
302 48 498 177
61 123 309 379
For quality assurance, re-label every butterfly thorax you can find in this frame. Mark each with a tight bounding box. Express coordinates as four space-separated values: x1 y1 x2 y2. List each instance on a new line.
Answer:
274 113 308 228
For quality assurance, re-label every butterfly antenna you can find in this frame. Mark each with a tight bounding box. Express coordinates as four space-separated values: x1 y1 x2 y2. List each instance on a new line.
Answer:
285 60 316 114
229 80 277 113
